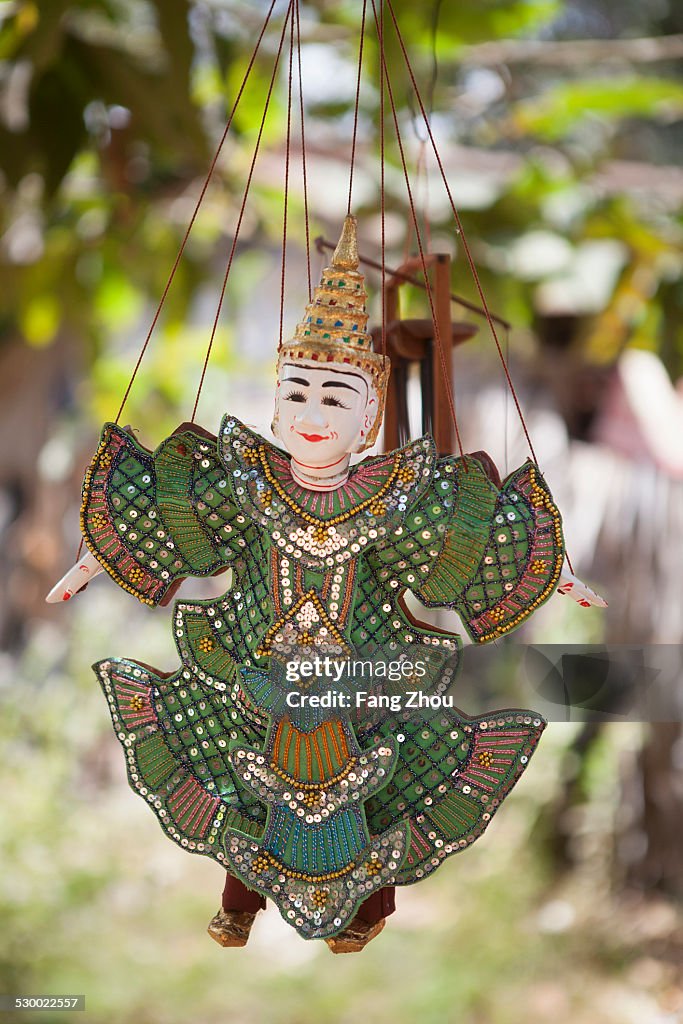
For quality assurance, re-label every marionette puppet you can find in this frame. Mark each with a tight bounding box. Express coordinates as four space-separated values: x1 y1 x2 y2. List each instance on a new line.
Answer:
48 216 604 954
44 0 608 958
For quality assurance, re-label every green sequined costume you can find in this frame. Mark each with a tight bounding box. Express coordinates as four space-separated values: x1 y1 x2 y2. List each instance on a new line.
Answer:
82 415 563 939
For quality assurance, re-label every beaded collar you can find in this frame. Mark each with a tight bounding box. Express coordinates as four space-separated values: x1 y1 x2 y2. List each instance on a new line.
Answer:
218 416 436 569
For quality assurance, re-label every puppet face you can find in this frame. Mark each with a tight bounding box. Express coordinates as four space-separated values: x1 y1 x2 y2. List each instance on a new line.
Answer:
273 361 379 467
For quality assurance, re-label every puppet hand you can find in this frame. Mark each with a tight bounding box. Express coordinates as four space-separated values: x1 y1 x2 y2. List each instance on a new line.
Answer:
46 548 104 604
557 567 607 608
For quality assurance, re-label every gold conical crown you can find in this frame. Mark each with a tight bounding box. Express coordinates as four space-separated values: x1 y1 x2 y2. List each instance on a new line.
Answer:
277 216 389 449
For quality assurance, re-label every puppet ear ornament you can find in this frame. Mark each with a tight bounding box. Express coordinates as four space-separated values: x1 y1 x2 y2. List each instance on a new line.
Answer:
276 214 389 452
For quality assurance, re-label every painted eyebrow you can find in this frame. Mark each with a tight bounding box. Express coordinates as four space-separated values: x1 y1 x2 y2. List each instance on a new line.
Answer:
283 362 367 383
282 362 368 396
322 380 360 393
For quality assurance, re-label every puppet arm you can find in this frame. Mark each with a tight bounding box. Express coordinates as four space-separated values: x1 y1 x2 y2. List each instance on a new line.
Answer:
371 453 568 642
413 458 565 642
47 421 246 607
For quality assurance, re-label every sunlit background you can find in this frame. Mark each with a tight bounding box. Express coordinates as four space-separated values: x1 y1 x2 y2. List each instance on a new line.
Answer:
0 1 682 1021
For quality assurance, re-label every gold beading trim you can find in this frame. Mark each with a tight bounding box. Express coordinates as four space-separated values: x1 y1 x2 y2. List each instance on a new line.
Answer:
474 465 564 643
256 442 399 524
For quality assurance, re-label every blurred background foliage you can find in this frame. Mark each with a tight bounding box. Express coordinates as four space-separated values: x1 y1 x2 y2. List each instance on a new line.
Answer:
0 1 681 1022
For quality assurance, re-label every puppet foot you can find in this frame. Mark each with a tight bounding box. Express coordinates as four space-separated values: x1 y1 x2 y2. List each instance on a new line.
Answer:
325 917 385 954
207 908 258 948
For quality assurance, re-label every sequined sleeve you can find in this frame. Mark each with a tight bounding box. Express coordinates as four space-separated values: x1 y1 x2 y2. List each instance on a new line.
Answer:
425 460 565 642
371 456 564 642
80 422 246 606
370 455 498 595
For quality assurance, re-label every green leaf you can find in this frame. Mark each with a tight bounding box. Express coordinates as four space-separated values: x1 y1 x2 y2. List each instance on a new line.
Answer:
512 77 683 141
19 292 61 346
93 270 143 329
0 0 70 67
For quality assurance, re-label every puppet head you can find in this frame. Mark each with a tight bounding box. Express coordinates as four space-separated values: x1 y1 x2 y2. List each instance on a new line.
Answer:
272 215 389 470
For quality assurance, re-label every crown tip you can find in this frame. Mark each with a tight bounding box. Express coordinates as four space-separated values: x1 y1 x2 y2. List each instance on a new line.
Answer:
332 215 359 271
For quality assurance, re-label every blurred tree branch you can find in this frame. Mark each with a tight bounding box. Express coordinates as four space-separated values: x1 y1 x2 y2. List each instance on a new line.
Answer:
458 34 683 66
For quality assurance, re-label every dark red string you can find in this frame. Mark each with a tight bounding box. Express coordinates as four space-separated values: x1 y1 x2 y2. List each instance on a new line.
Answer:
384 0 538 467
378 0 386 360
294 0 312 301
413 141 432 256
386 0 575 573
191 0 294 423
370 0 466 461
278 3 296 351
347 0 368 216
114 0 278 425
